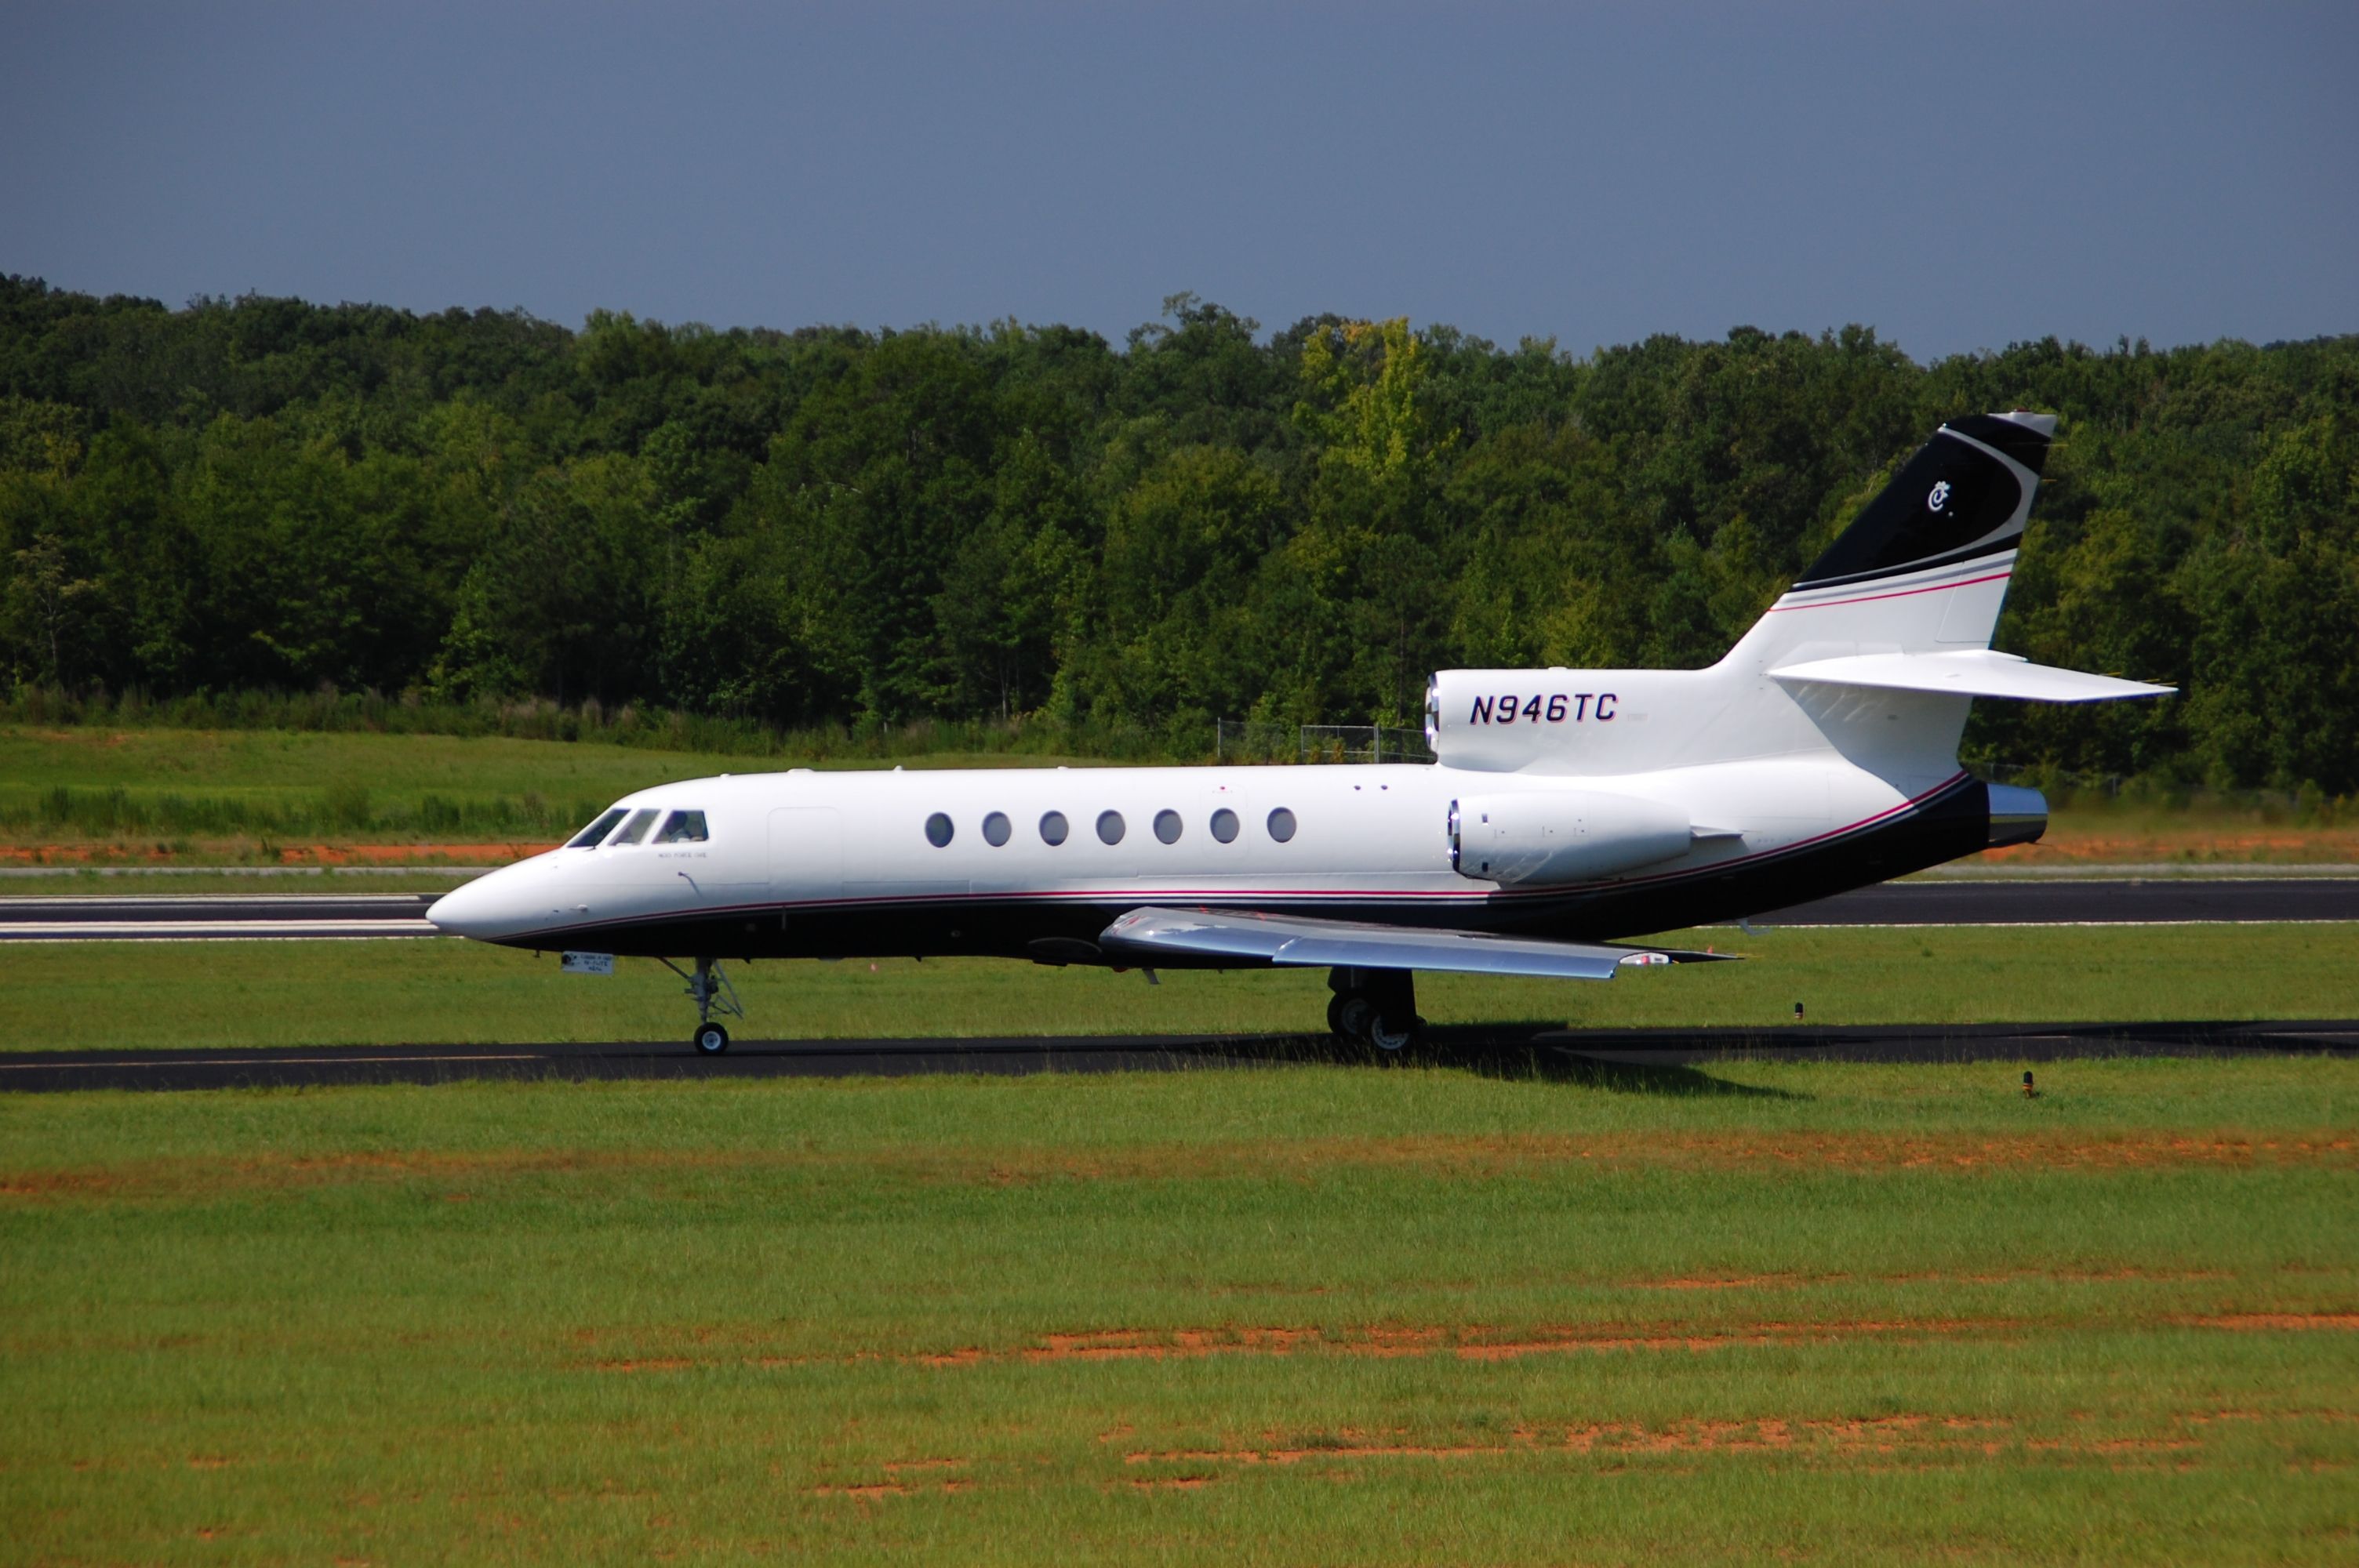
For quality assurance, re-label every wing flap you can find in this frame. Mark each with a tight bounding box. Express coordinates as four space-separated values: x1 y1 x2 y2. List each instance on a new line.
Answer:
1100 906 1730 982
1769 649 2173 702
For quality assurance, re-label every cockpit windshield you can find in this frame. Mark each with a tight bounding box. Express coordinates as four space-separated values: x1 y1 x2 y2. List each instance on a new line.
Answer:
609 808 662 846
564 805 708 849
565 808 630 848
653 810 709 844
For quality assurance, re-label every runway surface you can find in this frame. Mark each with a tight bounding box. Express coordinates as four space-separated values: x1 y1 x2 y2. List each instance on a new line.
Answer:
0 894 441 941
2 878 2355 940
1763 877 2359 926
5 1018 2354 1092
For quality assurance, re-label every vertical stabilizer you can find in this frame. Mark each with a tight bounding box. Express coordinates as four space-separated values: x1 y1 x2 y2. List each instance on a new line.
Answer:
1421 412 2164 789
1725 411 2054 672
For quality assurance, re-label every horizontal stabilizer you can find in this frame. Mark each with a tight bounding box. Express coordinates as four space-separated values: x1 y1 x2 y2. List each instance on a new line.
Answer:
1769 649 2173 703
1101 906 1733 982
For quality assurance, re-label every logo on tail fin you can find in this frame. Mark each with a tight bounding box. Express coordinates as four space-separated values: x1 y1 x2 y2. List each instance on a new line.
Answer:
1792 413 2052 592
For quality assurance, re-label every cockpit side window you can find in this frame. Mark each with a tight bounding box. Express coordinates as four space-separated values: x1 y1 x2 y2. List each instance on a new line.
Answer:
653 810 708 844
609 808 662 846
566 808 630 848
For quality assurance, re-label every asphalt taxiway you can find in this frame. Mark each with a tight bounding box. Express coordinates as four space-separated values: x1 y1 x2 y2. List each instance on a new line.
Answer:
2 878 2355 941
0 893 439 940
1766 878 2359 926
4 1018 2353 1093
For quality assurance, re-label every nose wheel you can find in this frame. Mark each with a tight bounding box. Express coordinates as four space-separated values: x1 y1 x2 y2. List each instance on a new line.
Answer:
661 956 745 1054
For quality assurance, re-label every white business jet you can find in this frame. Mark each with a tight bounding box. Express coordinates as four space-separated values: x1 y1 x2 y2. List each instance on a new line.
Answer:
429 412 2170 1053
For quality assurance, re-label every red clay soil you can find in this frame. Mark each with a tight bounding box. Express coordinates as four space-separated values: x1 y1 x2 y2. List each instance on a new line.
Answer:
605 1318 1991 1375
0 841 547 866
1103 1407 2346 1480
1624 1265 2230 1291
10 1131 2354 1204
2188 1312 2359 1331
276 843 553 865
784 1412 2311 1500
574 1307 2359 1379
1981 829 2359 866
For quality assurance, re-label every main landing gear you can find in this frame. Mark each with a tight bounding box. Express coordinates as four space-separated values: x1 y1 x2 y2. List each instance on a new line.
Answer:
660 955 745 1054
1326 967 1425 1054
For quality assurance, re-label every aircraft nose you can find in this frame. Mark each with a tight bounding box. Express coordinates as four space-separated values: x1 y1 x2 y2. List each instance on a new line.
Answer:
427 872 522 939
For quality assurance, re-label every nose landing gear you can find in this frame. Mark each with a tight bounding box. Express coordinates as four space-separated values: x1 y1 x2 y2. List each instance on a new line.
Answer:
660 955 745 1054
1326 967 1425 1055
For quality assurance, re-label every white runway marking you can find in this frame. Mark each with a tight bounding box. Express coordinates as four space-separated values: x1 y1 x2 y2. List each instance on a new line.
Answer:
0 920 442 941
0 1053 543 1071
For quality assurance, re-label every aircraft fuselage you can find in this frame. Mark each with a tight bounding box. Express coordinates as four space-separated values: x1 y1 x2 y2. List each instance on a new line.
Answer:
424 753 2004 963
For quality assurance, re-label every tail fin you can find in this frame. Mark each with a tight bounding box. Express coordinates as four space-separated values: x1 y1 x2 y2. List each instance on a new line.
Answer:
1725 410 2054 670
1793 411 2053 601
1720 410 2169 780
1421 412 2165 782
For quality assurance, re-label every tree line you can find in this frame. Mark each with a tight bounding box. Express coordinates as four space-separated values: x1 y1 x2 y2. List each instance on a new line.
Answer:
2 275 2355 789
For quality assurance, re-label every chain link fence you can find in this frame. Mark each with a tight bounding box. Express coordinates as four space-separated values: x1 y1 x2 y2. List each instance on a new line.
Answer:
1214 720 1435 764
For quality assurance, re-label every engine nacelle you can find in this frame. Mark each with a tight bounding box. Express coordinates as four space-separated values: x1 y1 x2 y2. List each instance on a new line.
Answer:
1448 790 1692 885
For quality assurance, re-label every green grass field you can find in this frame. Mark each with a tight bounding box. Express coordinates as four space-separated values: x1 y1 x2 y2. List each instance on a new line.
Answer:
2 923 2358 1052
3 1058 2354 1564
0 726 1098 850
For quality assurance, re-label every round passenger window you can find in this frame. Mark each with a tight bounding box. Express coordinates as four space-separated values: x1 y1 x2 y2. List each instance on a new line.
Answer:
1210 808 1239 844
1096 810 1126 845
925 811 954 848
1153 809 1183 844
1267 807 1296 843
983 811 1012 847
1039 811 1068 845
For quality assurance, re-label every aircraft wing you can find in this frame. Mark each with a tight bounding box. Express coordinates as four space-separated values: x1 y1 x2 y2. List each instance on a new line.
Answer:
1100 906 1733 981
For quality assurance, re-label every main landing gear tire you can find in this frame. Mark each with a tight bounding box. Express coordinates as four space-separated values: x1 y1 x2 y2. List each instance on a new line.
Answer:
1327 992 1374 1043
693 1023 731 1055
1367 1009 1427 1054
1325 967 1425 1056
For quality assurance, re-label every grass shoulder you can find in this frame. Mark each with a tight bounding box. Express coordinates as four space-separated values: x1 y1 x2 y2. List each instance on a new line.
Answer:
3 922 2357 1052
0 724 1114 864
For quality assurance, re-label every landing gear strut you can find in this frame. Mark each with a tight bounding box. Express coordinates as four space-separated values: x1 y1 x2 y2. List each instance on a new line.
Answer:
660 955 745 1054
1327 967 1424 1054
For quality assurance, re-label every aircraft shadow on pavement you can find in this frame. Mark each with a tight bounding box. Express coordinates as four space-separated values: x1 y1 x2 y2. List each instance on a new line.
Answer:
1179 1025 1810 1098
1455 1048 1810 1099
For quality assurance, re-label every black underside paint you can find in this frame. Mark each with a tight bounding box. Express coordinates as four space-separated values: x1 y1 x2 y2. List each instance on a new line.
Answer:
490 779 1995 968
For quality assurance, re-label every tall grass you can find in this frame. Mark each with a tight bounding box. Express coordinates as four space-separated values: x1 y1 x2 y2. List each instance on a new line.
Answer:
0 683 1195 764
1 782 595 840
10 684 2354 818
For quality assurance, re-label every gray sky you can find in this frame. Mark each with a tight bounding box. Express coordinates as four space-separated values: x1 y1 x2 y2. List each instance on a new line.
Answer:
5 2 2353 360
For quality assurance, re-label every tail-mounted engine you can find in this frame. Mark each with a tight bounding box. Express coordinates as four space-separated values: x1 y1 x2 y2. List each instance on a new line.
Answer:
1448 790 1692 886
